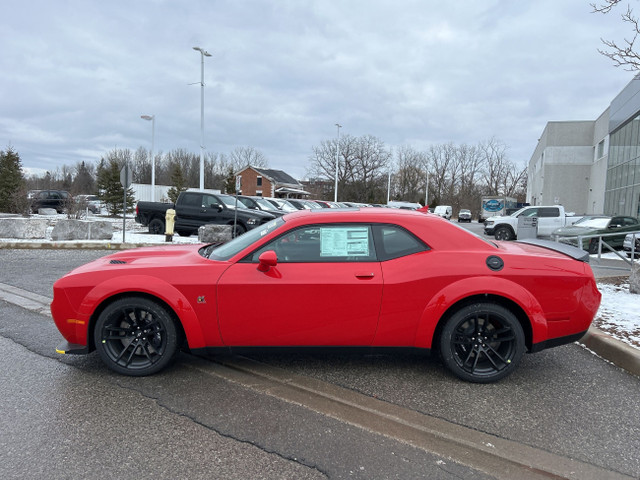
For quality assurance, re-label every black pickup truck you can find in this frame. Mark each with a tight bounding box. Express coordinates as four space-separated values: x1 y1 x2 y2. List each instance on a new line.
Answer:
135 191 275 236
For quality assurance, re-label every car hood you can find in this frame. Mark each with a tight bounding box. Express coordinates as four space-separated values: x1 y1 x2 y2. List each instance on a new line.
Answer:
552 225 598 237
66 244 216 276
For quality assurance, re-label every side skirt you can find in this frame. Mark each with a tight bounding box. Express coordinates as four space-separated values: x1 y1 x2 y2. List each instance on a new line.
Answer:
190 346 432 358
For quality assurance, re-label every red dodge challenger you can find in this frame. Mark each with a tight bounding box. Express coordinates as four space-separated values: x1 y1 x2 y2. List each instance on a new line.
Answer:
52 208 601 383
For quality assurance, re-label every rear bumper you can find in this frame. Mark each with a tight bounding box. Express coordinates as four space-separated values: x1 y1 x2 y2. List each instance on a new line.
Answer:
529 330 588 353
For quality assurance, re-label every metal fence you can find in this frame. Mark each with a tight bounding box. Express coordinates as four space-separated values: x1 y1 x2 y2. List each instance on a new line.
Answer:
552 230 640 272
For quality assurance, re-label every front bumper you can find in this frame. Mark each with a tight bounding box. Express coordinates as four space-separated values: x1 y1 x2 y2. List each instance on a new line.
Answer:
56 340 89 355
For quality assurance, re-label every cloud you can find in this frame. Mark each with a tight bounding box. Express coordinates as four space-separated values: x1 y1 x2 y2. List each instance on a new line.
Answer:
0 0 633 179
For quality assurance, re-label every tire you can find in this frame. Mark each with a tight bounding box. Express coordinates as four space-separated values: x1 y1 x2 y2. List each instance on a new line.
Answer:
94 297 179 376
148 218 165 235
439 303 525 383
588 238 599 254
175 229 191 237
231 222 247 237
494 226 514 241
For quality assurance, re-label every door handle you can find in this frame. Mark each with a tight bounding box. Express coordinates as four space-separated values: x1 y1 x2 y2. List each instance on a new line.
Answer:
355 272 375 279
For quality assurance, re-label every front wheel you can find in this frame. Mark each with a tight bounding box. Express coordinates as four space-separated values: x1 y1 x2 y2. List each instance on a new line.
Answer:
94 297 179 376
439 303 525 383
231 222 247 237
494 226 514 241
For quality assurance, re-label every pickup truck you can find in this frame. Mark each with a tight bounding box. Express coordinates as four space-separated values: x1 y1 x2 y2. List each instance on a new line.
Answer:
135 191 275 236
483 205 581 241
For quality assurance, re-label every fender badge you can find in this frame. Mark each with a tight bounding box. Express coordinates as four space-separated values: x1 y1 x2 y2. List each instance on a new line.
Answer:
197 296 206 304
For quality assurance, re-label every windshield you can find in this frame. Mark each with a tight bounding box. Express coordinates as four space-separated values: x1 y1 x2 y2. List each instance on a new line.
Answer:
254 197 279 211
218 194 242 209
573 217 610 229
208 217 284 261
273 199 297 212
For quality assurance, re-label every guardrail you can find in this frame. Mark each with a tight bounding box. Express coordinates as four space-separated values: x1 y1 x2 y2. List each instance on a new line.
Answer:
552 229 640 272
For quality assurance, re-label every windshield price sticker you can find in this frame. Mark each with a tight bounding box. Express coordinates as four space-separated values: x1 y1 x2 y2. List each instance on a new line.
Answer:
320 227 369 257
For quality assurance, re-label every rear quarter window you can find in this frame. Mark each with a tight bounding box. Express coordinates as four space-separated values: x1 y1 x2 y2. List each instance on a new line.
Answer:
373 225 428 261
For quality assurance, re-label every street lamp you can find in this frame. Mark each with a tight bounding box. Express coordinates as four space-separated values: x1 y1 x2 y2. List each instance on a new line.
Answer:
140 115 155 201
193 46 212 191
334 123 342 202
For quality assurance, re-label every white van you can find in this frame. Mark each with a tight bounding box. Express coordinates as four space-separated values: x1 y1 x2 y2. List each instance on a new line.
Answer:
433 205 452 220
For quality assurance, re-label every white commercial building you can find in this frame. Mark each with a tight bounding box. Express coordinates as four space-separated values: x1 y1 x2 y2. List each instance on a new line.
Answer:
528 75 640 218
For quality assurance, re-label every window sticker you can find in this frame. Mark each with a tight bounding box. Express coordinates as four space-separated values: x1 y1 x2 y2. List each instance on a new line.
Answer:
320 227 369 257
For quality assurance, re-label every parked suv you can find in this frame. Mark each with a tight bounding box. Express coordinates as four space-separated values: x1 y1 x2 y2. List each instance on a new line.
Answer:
30 190 71 213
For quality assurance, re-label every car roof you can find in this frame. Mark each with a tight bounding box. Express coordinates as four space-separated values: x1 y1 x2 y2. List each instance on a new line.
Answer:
279 207 491 251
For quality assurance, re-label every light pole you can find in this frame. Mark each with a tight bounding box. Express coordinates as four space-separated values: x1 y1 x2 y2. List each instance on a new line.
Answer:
193 46 212 191
334 123 342 202
140 115 155 201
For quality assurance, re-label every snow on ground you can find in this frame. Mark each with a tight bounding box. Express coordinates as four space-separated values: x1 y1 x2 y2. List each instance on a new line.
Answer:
594 282 640 349
2 212 639 350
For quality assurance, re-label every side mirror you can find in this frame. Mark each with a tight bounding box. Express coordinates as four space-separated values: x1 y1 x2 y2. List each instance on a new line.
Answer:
257 250 278 272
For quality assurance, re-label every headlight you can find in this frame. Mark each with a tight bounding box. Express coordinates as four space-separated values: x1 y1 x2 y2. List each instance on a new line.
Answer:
247 218 259 225
485 221 494 226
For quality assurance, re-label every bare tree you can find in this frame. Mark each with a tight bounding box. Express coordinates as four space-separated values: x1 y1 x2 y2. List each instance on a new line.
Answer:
308 134 358 200
228 146 269 171
349 135 391 202
592 0 640 70
391 145 427 203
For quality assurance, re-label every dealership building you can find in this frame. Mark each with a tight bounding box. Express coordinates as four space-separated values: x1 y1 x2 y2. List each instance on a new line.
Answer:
528 76 640 219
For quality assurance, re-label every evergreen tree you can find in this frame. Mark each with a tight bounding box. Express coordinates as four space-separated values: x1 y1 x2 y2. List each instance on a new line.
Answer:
96 157 135 216
71 161 95 194
223 165 236 194
167 164 188 203
0 146 27 214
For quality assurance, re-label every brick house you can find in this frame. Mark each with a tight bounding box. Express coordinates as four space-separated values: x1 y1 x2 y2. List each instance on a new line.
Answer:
236 166 310 198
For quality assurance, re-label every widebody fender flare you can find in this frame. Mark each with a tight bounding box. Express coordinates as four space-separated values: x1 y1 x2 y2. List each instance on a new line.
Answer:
76 275 208 349
414 276 548 349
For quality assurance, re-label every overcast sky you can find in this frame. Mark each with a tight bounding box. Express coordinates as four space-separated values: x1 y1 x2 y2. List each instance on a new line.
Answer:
1 0 635 180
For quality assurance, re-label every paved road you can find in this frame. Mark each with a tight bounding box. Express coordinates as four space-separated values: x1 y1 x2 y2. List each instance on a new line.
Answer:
0 249 638 479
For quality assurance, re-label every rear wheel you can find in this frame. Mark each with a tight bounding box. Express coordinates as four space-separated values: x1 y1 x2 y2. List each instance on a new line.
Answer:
439 303 525 383
494 226 514 241
148 218 165 235
94 297 179 376
588 238 599 254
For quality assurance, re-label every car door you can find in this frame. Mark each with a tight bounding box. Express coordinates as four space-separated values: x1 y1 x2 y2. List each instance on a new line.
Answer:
537 207 562 236
217 223 383 346
175 192 204 231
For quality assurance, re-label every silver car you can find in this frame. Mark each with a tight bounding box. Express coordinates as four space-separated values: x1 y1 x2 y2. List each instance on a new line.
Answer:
623 232 640 258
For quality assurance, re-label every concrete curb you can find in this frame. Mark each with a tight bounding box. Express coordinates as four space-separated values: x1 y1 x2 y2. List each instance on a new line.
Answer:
580 327 640 378
0 241 172 250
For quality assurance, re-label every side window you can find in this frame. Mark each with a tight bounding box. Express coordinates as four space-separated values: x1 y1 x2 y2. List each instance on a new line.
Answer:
539 207 559 217
519 208 539 218
203 195 219 208
249 224 376 263
187 193 206 207
373 225 428 261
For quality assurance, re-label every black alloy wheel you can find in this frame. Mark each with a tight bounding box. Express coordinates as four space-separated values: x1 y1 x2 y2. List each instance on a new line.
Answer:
440 303 525 383
231 222 247 237
494 227 514 241
95 297 179 376
148 218 165 235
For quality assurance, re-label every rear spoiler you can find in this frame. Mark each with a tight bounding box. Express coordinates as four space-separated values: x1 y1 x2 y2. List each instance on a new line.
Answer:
516 238 590 263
